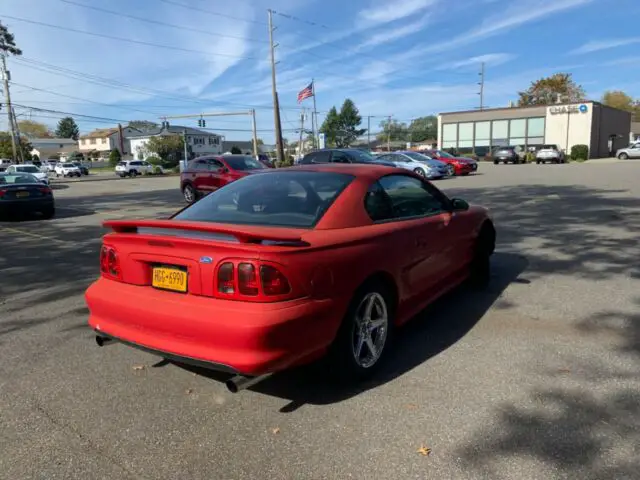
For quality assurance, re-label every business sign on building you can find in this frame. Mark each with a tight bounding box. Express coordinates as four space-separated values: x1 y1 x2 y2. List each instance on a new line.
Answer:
549 104 589 115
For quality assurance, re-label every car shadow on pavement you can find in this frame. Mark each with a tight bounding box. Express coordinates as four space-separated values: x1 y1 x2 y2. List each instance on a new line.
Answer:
178 252 528 411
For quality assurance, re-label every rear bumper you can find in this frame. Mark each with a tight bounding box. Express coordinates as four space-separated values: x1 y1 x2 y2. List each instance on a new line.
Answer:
0 198 54 213
454 164 475 174
85 278 342 376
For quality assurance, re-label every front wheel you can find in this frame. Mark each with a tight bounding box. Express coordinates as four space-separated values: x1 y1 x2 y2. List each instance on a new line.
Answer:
618 153 629 160
413 167 426 178
130 170 138 178
327 283 394 383
182 184 197 203
446 164 455 176
41 206 55 219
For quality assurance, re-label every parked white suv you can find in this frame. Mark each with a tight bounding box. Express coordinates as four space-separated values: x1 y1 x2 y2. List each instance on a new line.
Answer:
535 144 565 164
5 164 50 184
54 162 82 177
115 160 161 177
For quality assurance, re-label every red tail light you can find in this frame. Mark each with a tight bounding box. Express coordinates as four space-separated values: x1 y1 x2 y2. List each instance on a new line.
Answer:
38 187 52 195
0 189 6 198
100 245 121 279
215 261 294 301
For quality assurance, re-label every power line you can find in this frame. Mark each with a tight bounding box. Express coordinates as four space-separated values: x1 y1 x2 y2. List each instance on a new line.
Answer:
0 14 258 59
58 0 268 45
158 0 268 26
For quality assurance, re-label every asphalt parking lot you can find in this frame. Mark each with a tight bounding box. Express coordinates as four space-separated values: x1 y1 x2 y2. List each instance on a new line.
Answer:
1 162 639 479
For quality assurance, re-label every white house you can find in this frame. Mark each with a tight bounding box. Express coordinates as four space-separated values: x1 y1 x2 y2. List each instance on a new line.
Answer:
129 125 223 160
28 137 78 160
78 126 142 158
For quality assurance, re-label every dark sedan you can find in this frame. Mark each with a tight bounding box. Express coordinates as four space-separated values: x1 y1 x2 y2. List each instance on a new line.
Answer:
0 172 55 219
71 162 90 175
299 148 396 167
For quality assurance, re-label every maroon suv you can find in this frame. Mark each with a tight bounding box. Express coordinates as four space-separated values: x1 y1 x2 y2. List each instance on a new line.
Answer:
180 154 268 203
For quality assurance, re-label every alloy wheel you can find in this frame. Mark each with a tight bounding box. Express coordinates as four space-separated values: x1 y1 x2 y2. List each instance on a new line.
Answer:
183 185 195 202
446 164 455 176
414 168 426 177
351 292 389 369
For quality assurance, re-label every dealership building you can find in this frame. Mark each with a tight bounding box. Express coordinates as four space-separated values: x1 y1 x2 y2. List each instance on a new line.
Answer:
437 101 631 158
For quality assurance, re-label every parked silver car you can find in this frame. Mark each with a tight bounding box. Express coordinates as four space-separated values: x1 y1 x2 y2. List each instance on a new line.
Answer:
616 144 640 159
376 151 449 179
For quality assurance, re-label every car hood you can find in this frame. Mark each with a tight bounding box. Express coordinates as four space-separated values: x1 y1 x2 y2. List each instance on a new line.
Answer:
452 157 476 163
421 159 448 168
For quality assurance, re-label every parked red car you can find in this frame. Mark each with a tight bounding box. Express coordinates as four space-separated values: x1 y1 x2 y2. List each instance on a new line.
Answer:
180 154 268 203
86 164 495 392
424 149 478 176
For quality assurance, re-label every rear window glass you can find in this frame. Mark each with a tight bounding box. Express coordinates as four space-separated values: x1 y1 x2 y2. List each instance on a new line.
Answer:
0 173 38 184
223 155 266 171
117 161 127 166
173 171 354 228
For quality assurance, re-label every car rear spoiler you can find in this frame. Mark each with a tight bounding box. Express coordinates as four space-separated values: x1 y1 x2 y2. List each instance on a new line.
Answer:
103 219 309 246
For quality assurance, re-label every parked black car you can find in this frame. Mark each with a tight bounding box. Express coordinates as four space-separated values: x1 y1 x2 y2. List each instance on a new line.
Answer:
299 148 395 166
71 162 90 175
0 172 55 219
492 146 524 164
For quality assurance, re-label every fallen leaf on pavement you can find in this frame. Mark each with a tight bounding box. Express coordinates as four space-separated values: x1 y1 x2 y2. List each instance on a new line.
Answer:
558 368 571 374
405 404 418 410
272 427 280 434
132 365 145 371
185 388 194 395
417 445 432 456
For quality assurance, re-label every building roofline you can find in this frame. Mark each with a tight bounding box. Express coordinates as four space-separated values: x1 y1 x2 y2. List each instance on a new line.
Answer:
439 100 604 116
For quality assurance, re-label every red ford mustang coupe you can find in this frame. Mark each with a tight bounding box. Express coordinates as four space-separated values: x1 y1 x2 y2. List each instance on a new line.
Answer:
86 164 495 392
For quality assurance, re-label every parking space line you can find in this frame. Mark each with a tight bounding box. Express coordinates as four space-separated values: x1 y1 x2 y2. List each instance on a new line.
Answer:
0 226 67 244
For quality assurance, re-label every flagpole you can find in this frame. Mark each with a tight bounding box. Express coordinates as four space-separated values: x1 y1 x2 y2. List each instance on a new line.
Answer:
311 79 318 149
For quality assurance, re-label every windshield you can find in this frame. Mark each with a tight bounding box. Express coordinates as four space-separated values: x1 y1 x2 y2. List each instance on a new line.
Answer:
173 171 354 228
404 152 431 161
223 155 266 171
541 145 558 150
16 166 40 173
61 163 75 168
434 150 454 158
0 173 39 184
348 150 379 163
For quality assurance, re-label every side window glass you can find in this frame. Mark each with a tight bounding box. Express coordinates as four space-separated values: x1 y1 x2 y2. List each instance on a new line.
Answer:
314 151 331 163
378 175 447 219
331 151 350 163
364 181 394 222
208 160 224 171
301 152 317 164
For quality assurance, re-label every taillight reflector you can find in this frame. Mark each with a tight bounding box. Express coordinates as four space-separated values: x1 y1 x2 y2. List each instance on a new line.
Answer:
238 263 259 296
217 262 235 294
38 187 51 195
100 245 120 279
260 265 291 296
0 189 6 198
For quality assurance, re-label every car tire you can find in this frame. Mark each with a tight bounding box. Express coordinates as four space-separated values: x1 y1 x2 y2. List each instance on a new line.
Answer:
413 168 426 177
41 206 55 220
618 153 629 160
536 160 541 164
327 280 395 383
446 164 455 176
468 223 495 289
182 184 197 203
130 170 138 178
493 160 498 165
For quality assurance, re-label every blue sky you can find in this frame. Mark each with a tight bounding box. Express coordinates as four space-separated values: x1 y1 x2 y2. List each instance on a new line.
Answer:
1 0 638 142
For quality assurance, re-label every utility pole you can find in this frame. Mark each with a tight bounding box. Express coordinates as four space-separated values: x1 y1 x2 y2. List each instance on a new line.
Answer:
183 128 189 170
298 109 305 158
250 109 259 159
268 9 285 164
367 116 371 149
1 53 17 161
387 115 392 152
478 62 485 111
11 107 23 163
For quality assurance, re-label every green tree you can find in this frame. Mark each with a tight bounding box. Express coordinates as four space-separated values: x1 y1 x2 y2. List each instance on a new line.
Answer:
377 119 409 142
319 106 341 147
230 145 242 154
108 148 121 167
128 120 159 132
601 90 640 120
17 120 52 138
409 116 437 143
55 117 80 140
518 73 586 106
0 21 22 56
0 133 31 161
336 99 366 147
146 134 186 166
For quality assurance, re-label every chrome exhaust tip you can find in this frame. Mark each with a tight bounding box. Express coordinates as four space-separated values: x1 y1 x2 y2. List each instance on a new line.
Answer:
225 373 272 393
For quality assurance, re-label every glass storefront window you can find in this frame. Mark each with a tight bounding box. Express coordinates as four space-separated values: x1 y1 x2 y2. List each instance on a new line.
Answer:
527 117 545 137
509 137 526 146
492 120 508 139
510 119 526 137
458 140 473 148
441 140 456 148
527 136 544 145
475 121 490 140
442 124 457 142
475 139 491 147
459 123 473 141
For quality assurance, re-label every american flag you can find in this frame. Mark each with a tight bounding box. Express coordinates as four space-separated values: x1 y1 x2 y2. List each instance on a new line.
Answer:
297 82 314 103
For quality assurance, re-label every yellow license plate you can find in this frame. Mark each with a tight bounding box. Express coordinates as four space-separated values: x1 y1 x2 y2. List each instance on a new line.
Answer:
152 267 188 293
16 191 30 198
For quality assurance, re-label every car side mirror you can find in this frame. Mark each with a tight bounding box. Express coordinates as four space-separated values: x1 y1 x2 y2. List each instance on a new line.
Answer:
451 198 469 211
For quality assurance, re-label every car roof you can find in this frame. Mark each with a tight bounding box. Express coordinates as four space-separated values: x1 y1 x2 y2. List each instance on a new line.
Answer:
278 162 405 178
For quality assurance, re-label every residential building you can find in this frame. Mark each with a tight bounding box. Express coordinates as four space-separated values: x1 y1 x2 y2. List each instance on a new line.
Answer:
129 125 223 160
78 126 142 158
28 137 78 161
438 101 631 158
630 121 640 143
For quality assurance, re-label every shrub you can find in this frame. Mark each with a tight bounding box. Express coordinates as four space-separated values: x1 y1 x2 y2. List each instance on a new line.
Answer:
230 146 242 154
525 151 536 163
146 155 162 165
108 148 121 167
570 144 589 161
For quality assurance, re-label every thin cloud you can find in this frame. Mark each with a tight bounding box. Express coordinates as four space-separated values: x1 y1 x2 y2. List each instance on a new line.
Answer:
357 0 439 27
437 53 516 70
570 37 640 54
355 14 431 50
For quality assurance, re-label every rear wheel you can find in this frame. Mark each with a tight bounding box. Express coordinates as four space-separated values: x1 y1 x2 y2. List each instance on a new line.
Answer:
182 184 197 203
618 153 629 160
468 223 495 289
327 282 394 383
41 206 55 219
493 160 499 165
446 164 455 176
130 170 138 177
413 167 426 178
